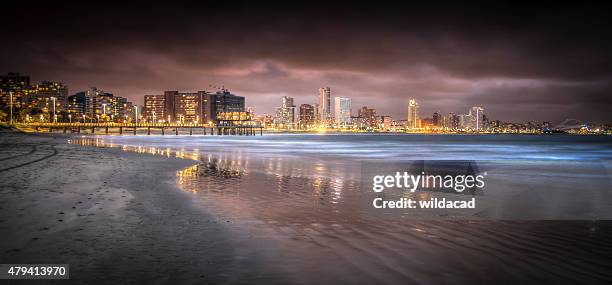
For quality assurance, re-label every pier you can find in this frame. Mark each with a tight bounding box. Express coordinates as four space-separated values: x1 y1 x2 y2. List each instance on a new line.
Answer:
26 123 263 136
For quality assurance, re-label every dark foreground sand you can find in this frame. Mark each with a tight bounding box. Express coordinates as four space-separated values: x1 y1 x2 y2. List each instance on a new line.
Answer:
0 130 275 284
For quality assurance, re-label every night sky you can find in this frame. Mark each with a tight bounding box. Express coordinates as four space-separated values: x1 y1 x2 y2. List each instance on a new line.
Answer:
2 1 612 122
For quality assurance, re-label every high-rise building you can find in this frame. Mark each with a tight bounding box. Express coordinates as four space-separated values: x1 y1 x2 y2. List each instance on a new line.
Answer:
76 87 111 118
381 116 393 130
358 106 377 128
144 89 244 124
334 97 351 126
318 87 331 123
112 96 134 122
0 72 30 92
443 112 460 130
144 94 166 123
432 112 442 127
299 104 315 129
407 98 419 129
204 90 245 123
173 92 205 123
469 106 485 131
0 72 31 109
24 81 68 114
275 96 296 128
0 72 32 110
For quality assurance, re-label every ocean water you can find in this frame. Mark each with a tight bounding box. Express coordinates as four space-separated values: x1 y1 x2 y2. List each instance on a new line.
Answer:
71 134 612 283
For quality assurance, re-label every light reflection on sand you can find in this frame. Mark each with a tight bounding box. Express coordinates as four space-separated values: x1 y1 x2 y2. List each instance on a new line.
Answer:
68 134 612 284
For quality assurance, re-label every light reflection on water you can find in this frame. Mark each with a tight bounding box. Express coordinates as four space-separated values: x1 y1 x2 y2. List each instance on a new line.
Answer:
69 134 612 284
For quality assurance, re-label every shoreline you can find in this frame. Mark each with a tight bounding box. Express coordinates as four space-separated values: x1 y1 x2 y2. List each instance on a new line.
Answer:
2 130 612 284
0 130 255 283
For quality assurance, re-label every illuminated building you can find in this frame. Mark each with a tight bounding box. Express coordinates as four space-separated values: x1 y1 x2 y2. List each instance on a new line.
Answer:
299 104 315 129
204 89 245 123
358 106 377 128
275 96 296 128
381 116 393 130
144 89 244 124
172 92 204 123
318 87 331 123
22 81 68 114
407 98 419 129
469 106 485 131
432 112 442 127
144 95 167 123
0 72 30 109
334 97 351 126
443 112 459 130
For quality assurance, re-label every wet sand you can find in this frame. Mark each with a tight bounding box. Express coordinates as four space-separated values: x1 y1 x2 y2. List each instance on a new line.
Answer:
2 131 612 284
0 130 286 284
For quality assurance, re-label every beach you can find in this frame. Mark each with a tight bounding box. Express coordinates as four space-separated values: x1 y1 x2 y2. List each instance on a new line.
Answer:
0 130 286 284
2 131 612 284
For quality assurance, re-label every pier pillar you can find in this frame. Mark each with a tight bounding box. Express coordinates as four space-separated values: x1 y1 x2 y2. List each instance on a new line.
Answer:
119 126 123 134
175 127 179 135
161 127 165 135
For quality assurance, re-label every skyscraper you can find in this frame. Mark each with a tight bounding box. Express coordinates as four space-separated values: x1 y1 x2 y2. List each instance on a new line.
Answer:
318 87 331 123
334 97 351 126
299 104 315 129
407 98 419 129
275 96 296 128
469 106 485 131
432 112 442 127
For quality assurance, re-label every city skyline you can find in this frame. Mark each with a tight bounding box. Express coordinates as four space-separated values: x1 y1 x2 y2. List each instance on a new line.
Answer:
0 72 607 130
1 2 612 122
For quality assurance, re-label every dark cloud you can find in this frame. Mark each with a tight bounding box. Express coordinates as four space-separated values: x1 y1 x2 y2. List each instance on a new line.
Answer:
1 1 611 122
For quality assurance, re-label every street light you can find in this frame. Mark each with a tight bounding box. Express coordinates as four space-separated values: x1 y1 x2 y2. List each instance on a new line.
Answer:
9 91 13 125
134 106 138 124
50 96 57 123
